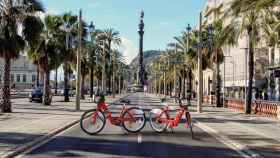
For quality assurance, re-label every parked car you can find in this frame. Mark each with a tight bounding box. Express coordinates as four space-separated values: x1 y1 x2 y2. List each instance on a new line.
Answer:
29 87 43 103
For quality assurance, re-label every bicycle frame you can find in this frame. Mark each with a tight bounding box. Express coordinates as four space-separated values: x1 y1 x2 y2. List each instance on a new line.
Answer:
155 105 191 128
94 102 138 126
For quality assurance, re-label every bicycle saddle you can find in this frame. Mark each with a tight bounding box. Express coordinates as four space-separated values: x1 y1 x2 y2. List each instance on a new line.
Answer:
120 99 130 104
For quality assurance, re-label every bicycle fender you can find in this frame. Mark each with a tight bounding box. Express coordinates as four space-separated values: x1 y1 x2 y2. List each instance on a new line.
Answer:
127 107 145 115
150 109 162 115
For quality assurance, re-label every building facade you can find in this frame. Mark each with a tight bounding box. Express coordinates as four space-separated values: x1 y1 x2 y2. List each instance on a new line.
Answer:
0 55 37 89
201 0 270 100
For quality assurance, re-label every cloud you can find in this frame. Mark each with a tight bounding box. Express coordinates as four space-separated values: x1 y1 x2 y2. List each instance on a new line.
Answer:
119 37 138 64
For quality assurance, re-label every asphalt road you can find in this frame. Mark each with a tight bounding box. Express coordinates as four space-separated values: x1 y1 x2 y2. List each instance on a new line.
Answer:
20 93 242 158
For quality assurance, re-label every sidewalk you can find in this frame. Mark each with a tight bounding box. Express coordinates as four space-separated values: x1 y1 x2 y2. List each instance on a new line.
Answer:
0 94 128 158
190 104 280 158
151 94 280 158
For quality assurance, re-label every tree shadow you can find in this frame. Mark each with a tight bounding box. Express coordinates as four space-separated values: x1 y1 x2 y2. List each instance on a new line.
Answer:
194 116 273 125
25 134 241 158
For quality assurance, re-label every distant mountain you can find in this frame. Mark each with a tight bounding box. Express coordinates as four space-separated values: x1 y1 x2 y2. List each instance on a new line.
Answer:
129 50 162 81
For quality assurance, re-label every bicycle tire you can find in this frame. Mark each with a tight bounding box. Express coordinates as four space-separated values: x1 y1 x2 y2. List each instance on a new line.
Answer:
149 109 168 133
122 107 146 133
80 109 106 135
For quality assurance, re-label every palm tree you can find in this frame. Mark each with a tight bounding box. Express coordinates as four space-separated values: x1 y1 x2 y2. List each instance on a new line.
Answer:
88 29 103 97
112 49 125 94
226 0 278 114
28 15 62 105
174 35 188 98
262 9 280 98
0 0 44 112
60 12 78 102
204 20 237 107
101 28 121 97
81 55 89 99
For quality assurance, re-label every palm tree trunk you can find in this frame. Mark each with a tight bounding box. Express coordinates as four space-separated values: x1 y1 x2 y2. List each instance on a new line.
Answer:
97 79 100 94
216 62 221 107
36 65 40 87
90 66 94 98
118 75 121 94
1 58 12 112
81 74 85 100
112 65 115 98
245 27 254 114
216 49 221 107
55 68 58 95
183 72 186 99
188 69 193 102
179 77 182 98
43 70 51 105
169 83 172 97
64 63 69 102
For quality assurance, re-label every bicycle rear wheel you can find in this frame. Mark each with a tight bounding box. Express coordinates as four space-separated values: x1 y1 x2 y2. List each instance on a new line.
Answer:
186 112 194 138
80 109 106 135
149 109 168 133
122 107 146 133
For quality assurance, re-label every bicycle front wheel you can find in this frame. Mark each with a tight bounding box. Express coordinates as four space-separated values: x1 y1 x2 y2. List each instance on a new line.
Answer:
149 109 168 133
122 107 146 133
80 109 106 135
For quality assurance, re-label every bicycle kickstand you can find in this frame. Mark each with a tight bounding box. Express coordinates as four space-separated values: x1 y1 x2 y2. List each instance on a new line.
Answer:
170 127 174 133
167 123 175 133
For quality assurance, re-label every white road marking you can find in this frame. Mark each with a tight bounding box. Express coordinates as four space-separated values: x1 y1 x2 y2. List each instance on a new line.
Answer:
194 121 264 158
138 134 142 144
213 116 280 144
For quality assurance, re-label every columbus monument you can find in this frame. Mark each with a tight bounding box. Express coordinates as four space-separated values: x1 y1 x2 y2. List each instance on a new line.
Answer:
138 10 146 87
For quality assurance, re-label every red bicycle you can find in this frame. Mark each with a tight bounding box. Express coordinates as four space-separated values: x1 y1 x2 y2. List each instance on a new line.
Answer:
80 99 146 135
149 98 194 138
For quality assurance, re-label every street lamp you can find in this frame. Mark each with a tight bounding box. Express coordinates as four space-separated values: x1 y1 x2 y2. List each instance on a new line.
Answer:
186 24 192 54
88 21 95 98
75 9 83 111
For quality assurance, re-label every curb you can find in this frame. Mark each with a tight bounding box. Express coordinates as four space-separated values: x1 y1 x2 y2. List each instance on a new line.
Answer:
193 120 264 158
1 119 79 158
1 94 130 158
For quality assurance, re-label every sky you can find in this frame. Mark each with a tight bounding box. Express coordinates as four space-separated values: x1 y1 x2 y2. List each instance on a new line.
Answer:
41 0 207 64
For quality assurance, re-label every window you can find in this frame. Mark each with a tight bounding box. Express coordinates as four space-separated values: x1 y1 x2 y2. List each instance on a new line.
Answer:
23 74 26 83
11 74 14 82
17 74 20 82
32 75 36 82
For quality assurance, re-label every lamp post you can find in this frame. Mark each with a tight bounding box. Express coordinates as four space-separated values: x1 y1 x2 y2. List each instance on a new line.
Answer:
75 9 82 111
186 24 191 54
88 21 95 98
101 40 106 92
197 12 203 113
183 24 192 99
